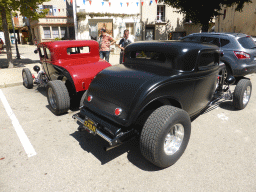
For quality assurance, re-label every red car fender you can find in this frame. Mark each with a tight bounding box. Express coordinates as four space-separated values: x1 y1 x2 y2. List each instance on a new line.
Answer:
59 59 111 92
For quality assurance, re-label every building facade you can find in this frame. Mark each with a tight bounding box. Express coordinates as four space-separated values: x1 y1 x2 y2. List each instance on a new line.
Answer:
76 0 141 41
30 0 75 43
215 0 256 36
141 1 185 40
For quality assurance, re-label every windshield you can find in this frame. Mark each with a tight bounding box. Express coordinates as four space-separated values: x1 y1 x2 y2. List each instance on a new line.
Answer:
238 37 256 49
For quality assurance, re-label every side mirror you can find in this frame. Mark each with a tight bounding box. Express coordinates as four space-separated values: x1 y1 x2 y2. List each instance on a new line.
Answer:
34 49 38 54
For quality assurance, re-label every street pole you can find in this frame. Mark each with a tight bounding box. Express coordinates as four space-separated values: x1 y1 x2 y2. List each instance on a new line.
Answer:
10 11 20 59
73 0 78 40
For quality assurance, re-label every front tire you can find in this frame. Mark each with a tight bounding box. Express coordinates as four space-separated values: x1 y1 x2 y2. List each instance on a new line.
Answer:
233 79 252 110
47 80 70 115
22 68 33 89
140 105 191 168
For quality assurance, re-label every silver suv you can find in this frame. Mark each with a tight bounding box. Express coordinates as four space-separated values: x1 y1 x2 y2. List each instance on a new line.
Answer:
181 33 256 77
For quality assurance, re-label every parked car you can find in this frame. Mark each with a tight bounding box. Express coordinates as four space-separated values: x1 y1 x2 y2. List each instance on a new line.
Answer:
22 40 111 115
252 37 256 43
73 41 252 168
181 32 256 78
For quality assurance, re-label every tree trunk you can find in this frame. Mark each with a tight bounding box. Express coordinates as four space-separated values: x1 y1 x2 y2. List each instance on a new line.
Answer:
0 6 13 68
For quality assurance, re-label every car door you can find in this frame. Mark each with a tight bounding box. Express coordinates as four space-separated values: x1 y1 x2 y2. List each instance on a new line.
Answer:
189 50 220 115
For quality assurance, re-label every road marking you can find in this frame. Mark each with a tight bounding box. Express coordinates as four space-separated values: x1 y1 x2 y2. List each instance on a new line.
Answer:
0 89 37 157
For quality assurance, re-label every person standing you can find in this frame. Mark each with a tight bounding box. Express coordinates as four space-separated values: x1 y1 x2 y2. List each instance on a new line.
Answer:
98 28 116 62
118 29 132 64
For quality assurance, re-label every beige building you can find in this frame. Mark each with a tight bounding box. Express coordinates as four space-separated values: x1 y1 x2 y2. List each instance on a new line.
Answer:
141 1 203 40
215 1 256 36
30 0 75 43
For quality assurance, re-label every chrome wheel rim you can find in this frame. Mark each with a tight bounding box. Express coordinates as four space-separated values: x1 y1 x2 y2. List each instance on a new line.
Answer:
22 72 28 87
164 123 184 155
48 87 57 109
243 86 251 105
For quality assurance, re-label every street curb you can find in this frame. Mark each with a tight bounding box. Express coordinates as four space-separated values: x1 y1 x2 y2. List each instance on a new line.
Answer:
0 82 23 89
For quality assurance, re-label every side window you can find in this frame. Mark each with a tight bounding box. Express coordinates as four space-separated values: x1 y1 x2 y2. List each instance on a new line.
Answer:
39 47 45 58
200 37 220 47
182 36 200 42
45 48 51 60
220 39 230 47
198 52 218 70
67 46 90 55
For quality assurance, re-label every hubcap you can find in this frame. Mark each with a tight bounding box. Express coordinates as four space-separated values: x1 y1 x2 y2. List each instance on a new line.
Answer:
243 86 251 106
22 72 28 87
48 87 57 109
164 123 184 155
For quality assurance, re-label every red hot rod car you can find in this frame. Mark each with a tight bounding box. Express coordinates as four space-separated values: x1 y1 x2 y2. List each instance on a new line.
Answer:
22 40 111 115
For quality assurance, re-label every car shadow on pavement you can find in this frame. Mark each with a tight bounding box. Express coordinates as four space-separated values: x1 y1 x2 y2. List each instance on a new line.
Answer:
71 126 161 171
0 57 40 68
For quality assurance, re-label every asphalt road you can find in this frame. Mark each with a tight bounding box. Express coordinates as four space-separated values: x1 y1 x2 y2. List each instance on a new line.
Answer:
0 73 256 191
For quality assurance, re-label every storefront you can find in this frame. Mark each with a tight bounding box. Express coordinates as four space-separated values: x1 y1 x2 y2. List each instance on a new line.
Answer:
30 17 74 43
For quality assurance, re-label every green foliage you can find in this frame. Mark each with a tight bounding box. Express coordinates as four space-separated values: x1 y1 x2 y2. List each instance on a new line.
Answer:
0 11 13 31
0 0 50 21
159 0 252 31
54 37 61 41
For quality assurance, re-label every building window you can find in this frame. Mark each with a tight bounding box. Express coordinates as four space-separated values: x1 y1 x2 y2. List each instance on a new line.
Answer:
61 27 67 39
126 23 134 36
157 5 165 22
52 27 59 38
43 27 51 39
43 5 53 16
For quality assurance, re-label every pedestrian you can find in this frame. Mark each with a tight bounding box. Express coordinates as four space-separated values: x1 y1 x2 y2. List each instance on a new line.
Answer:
0 38 4 53
98 28 116 62
118 29 132 64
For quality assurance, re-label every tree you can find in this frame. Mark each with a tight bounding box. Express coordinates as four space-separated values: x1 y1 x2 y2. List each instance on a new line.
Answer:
159 0 252 32
0 0 49 68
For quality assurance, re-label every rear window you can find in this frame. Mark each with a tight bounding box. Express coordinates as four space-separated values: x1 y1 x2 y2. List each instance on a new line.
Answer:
238 37 256 49
127 50 196 71
67 46 90 55
131 51 166 62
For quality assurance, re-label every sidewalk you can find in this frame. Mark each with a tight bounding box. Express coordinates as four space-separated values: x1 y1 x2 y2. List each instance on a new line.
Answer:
0 50 120 88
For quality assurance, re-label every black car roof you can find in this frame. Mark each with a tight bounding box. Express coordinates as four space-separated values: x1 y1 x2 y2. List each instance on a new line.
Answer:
126 40 218 52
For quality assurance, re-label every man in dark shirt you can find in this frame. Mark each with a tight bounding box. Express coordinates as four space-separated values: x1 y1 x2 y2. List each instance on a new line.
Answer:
118 29 132 64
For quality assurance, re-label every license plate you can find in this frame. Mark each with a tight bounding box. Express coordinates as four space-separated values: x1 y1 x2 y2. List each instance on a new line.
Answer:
84 118 97 133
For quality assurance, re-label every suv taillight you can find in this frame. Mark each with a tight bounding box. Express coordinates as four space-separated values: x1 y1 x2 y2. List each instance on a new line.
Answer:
122 52 125 63
234 51 250 59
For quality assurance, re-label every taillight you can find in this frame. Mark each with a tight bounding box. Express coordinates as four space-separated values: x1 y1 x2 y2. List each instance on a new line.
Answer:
234 51 250 59
87 95 93 102
114 108 122 116
122 52 125 63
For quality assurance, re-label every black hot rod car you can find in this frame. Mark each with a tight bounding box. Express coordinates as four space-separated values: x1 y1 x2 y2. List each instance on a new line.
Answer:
73 41 252 168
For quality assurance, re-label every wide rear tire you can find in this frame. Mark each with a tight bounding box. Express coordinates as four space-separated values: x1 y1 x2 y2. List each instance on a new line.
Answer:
140 105 191 168
47 80 70 115
233 79 252 110
22 68 33 89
